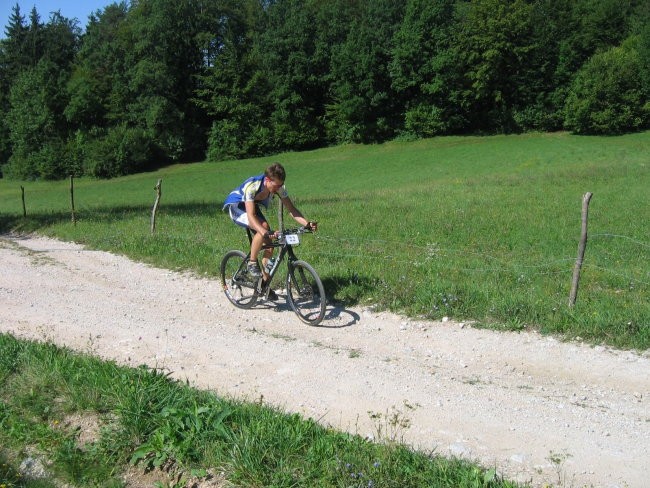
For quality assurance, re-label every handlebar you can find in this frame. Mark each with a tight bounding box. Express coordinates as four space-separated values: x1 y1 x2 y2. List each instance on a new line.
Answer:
278 225 313 236
266 224 314 241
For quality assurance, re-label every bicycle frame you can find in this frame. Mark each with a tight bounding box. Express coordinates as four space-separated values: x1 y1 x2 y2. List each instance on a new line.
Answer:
243 227 303 296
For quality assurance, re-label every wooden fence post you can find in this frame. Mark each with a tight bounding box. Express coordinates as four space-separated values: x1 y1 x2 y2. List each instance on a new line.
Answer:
277 199 284 231
569 192 593 307
151 179 162 234
70 175 76 225
21 185 26 217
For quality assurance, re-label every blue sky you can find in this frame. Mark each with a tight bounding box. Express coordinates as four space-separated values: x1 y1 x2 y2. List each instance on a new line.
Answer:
1 0 115 35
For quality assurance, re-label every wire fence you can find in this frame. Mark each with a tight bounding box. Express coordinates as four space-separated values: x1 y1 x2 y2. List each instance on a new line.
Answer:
12 179 649 291
307 232 649 288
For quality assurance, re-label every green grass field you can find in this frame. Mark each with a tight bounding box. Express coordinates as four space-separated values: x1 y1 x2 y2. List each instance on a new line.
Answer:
1 131 648 349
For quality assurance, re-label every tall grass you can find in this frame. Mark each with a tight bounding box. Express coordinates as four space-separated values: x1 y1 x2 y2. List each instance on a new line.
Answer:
0 333 521 487
1 132 648 349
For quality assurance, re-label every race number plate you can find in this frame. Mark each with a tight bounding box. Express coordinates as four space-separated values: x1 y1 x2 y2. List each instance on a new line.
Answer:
285 234 300 245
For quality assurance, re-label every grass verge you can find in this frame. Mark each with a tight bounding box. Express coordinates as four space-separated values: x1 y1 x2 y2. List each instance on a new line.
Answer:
0 333 523 487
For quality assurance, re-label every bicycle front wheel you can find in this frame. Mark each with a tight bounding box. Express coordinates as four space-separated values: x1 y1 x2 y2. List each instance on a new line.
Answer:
220 250 258 309
286 260 326 326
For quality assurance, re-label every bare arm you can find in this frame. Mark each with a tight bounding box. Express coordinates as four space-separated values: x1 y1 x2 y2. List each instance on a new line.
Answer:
281 196 309 227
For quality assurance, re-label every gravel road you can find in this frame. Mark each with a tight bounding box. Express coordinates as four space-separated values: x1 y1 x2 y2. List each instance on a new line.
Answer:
1 234 648 487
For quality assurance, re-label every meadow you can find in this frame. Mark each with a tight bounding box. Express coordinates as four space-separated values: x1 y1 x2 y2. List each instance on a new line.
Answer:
1 131 648 349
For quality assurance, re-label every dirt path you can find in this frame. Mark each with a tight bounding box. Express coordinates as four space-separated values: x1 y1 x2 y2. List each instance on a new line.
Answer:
1 234 648 487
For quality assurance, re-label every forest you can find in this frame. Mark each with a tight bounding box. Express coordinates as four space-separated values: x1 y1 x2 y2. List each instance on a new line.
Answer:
1 0 649 180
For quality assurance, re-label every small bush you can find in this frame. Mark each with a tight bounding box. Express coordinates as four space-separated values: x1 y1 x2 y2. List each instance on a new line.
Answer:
207 119 246 161
85 125 152 178
404 103 448 137
512 104 563 132
564 38 650 134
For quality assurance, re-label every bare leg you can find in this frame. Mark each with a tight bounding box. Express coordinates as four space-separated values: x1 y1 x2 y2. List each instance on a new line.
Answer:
250 222 273 280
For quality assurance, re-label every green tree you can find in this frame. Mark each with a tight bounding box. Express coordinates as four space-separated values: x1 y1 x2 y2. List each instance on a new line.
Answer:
0 4 28 168
389 0 460 137
328 0 405 143
4 60 72 179
1 4 29 74
41 11 80 70
257 0 323 151
194 0 270 160
66 2 130 133
200 0 358 160
23 7 44 67
2 7 80 178
69 0 212 175
124 0 207 163
64 3 136 178
633 2 650 92
311 0 359 144
508 0 577 131
453 0 536 132
564 37 650 134
565 0 639 66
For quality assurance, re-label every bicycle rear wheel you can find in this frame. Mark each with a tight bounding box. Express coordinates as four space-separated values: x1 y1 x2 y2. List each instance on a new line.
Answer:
220 250 258 309
286 260 326 325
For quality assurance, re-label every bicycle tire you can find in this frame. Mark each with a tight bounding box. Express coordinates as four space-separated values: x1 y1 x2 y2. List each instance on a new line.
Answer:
220 250 258 309
286 260 326 326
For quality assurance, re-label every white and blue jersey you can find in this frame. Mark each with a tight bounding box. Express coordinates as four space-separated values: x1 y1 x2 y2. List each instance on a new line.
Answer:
223 174 288 210
223 174 288 228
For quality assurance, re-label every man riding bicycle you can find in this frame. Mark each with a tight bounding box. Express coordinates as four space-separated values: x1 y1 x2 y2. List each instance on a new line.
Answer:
223 163 317 298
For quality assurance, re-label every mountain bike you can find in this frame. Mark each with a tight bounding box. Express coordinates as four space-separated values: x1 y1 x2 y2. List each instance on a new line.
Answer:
220 226 326 326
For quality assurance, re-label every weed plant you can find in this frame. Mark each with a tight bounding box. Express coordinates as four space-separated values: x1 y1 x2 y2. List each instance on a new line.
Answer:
0 333 522 487
0 132 648 349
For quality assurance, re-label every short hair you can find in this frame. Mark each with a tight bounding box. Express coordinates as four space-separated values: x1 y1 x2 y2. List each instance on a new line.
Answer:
265 163 286 182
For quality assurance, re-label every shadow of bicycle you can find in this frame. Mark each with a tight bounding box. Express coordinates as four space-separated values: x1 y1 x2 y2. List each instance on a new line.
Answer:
252 293 359 329
320 303 360 328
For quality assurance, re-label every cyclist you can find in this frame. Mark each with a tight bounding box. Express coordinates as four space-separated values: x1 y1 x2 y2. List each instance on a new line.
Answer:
223 163 317 297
